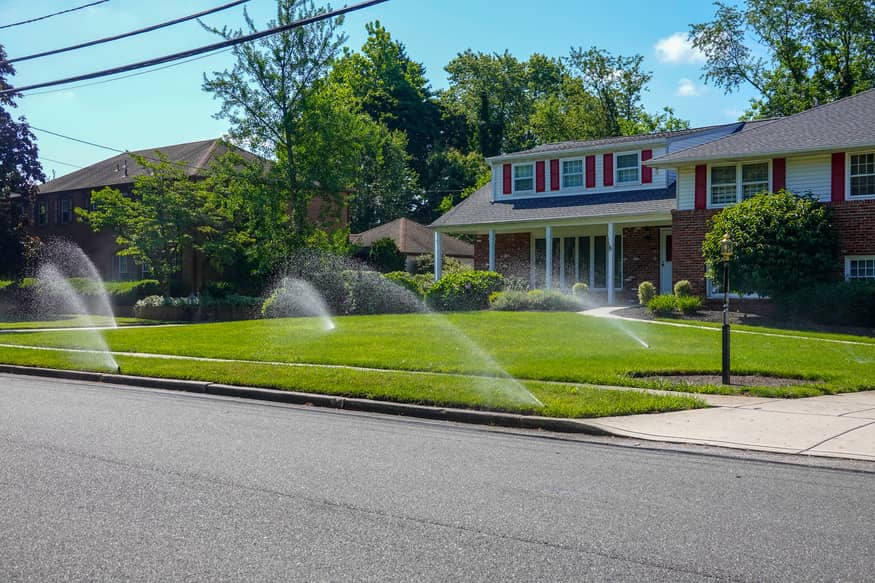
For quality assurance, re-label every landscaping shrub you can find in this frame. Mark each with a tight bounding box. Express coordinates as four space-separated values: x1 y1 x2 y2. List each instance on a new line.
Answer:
489 290 529 311
572 282 589 299
342 270 422 315
503 276 530 292
673 280 693 297
203 281 233 299
638 281 656 306
384 271 432 298
368 237 406 273
675 295 702 315
412 253 471 276
646 294 677 317
426 271 505 311
777 280 875 326
280 249 352 314
490 289 582 312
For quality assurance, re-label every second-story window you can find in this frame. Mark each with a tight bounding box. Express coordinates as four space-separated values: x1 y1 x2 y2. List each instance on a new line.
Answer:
711 162 770 206
850 153 875 197
60 199 73 224
616 153 640 184
514 164 534 192
562 159 584 188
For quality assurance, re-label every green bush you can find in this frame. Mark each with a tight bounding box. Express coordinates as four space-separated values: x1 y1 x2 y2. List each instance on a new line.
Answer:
0 280 13 290
777 281 875 326
368 237 406 273
489 289 582 312
572 282 589 298
342 270 422 315
426 271 505 311
646 294 677 317
203 281 233 299
503 276 530 292
638 281 656 306
673 280 693 297
412 253 471 276
384 271 432 297
675 295 702 315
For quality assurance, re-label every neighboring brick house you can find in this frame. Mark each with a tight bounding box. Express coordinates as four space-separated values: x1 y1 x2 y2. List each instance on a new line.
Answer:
431 88 875 303
350 217 473 271
31 138 347 292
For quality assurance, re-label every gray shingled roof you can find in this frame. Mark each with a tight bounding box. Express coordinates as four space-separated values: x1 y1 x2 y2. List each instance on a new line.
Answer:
351 217 473 257
431 183 675 229
649 88 875 166
38 138 251 193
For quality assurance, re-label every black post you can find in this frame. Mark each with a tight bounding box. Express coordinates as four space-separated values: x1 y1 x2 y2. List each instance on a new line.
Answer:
722 260 730 385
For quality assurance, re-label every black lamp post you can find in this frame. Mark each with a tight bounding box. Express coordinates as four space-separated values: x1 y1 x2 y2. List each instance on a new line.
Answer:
720 233 734 385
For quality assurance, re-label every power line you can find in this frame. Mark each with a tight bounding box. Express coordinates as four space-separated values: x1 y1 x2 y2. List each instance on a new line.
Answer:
0 1 110 30
32 126 124 154
2 0 390 96
6 1 249 64
41 157 85 169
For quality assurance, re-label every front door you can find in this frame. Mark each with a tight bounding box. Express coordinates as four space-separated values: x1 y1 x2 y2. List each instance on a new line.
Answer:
659 228 673 294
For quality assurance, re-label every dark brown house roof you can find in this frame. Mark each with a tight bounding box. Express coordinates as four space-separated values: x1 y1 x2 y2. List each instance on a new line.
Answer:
38 138 253 194
351 217 474 258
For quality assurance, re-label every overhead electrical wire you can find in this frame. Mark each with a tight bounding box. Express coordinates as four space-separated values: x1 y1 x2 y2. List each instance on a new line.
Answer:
1 0 390 97
0 1 110 30
5 0 249 64
41 157 85 169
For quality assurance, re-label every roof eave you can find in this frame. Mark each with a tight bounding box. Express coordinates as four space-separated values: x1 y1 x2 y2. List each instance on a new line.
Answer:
487 137 670 164
648 142 875 168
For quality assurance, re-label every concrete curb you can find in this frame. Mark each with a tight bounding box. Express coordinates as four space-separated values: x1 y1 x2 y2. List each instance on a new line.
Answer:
0 364 613 436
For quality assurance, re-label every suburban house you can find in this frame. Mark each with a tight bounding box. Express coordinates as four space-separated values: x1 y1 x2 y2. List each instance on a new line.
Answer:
431 88 875 303
31 138 347 292
350 217 473 271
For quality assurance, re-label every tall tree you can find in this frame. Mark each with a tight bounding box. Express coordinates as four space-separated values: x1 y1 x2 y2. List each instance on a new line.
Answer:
0 44 45 276
690 0 875 118
330 21 440 181
201 0 346 244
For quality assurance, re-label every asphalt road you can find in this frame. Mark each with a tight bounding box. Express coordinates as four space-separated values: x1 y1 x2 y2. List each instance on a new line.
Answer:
2 374 874 582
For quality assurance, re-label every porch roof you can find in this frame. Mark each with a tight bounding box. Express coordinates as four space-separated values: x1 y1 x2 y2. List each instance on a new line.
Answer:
430 183 675 230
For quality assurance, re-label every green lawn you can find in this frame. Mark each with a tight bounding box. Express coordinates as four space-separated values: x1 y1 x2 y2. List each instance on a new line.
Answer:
2 311 874 415
0 315 153 330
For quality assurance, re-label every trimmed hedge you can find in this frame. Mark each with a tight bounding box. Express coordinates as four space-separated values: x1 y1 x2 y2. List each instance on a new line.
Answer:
426 271 505 311
777 281 875 327
489 289 582 312
384 271 432 297
638 281 656 306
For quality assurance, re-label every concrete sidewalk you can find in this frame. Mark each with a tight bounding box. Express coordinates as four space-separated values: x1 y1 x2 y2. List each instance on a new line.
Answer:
586 391 875 461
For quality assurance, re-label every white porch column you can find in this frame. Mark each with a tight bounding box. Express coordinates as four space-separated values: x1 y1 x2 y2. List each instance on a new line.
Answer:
488 229 496 272
545 225 553 289
607 222 615 304
433 231 442 281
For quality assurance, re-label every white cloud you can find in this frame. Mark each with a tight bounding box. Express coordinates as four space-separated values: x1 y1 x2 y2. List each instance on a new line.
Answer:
655 33 706 64
676 78 702 97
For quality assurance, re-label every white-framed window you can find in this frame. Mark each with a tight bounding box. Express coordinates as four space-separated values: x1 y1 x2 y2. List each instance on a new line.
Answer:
846 256 875 280
616 152 640 184
60 199 73 224
849 153 875 198
562 159 584 188
514 163 534 192
709 161 770 207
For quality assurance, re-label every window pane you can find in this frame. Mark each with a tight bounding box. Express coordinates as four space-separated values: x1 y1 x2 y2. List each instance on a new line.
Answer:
742 182 768 199
563 160 583 174
851 153 875 176
563 160 583 188
514 164 533 191
616 154 639 183
711 184 737 205
515 165 533 178
851 175 875 197
593 236 606 288
742 163 768 182
563 174 583 188
616 153 638 169
617 167 638 183
849 258 875 279
711 166 736 184
578 237 590 286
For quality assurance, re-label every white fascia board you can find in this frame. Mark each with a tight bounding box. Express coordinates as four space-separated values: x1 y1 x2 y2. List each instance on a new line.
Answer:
648 143 875 169
486 139 668 164
432 212 673 234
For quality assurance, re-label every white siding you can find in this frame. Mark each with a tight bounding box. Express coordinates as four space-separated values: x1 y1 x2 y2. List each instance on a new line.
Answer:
786 154 831 202
677 166 696 210
667 123 742 154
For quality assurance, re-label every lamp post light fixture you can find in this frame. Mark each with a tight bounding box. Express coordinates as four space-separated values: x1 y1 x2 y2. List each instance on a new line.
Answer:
720 233 734 385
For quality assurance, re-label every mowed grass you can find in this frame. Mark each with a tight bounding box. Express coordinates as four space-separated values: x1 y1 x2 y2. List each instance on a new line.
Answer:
0 315 152 330
1 311 874 409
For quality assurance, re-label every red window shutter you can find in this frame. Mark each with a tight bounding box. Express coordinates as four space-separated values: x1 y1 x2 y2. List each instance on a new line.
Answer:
603 153 614 187
694 164 707 209
550 159 560 190
772 157 786 191
585 155 596 188
831 152 845 201
535 161 546 192
503 163 512 195
641 149 653 184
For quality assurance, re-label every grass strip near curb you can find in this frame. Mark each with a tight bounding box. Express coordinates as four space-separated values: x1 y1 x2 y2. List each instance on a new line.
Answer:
1 312 873 397
0 316 151 330
0 345 706 419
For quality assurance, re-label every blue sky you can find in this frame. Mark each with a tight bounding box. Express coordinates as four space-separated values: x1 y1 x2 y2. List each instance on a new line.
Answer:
2 0 756 180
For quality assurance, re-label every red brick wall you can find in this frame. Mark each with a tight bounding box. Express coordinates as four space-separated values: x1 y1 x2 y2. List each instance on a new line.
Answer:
831 199 875 257
474 232 531 279
621 226 660 292
671 209 718 296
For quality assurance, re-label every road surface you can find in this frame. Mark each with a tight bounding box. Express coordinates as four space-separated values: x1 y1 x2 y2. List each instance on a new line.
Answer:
2 374 873 582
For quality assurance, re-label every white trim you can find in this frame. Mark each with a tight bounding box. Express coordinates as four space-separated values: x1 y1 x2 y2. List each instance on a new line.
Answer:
845 255 875 280
561 158 585 189
487 138 669 163
512 162 535 194
706 160 772 209
847 151 875 200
